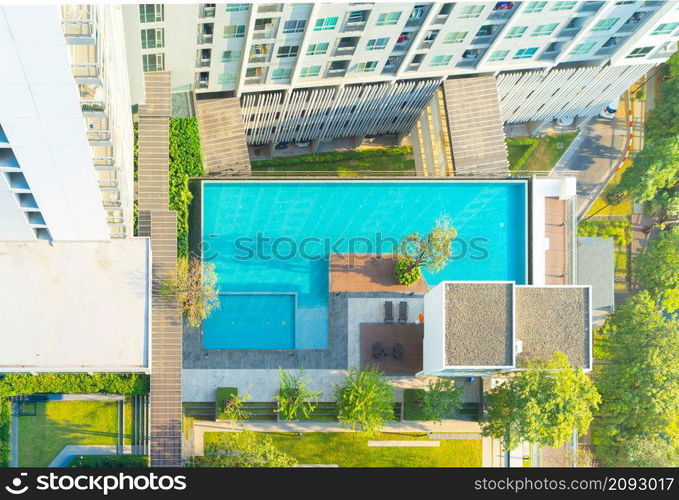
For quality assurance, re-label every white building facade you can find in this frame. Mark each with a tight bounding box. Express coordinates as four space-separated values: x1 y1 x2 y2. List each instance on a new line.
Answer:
123 1 678 144
0 4 134 241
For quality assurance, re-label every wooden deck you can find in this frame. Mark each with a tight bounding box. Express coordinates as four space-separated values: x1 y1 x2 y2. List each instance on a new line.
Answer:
360 323 424 375
545 197 568 285
329 254 429 294
195 96 251 176
137 71 183 467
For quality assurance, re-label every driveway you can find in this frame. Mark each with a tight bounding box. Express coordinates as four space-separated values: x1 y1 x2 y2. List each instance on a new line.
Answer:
552 101 629 217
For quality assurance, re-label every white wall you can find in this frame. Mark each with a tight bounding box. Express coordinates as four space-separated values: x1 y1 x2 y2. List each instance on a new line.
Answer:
422 281 446 375
0 6 109 241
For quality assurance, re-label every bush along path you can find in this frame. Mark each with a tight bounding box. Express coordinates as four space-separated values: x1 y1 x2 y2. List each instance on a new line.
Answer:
0 373 149 467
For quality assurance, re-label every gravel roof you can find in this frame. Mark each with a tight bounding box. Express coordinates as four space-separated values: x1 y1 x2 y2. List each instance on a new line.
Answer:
515 287 590 369
444 283 513 367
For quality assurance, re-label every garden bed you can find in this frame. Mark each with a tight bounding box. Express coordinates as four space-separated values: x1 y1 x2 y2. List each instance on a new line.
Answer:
506 132 578 173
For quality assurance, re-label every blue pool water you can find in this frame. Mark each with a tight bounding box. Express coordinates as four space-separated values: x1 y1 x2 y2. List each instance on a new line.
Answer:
202 181 527 350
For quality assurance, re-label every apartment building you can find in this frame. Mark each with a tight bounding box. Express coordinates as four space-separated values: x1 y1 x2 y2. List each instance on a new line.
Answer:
0 4 134 241
123 1 679 144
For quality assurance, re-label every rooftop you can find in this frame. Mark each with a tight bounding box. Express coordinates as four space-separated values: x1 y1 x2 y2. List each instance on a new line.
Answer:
360 323 424 375
0 239 150 372
515 286 590 369
444 282 513 368
577 236 614 310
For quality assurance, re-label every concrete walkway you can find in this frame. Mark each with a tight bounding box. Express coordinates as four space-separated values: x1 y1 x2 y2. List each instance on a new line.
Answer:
48 445 132 467
552 97 629 217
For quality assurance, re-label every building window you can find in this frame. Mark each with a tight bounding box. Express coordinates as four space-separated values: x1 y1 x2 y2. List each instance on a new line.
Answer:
523 1 547 14
487 49 509 62
591 18 620 31
139 4 164 23
142 53 164 71
225 4 249 12
140 28 164 49
306 42 329 55
221 50 242 62
506 26 527 39
277 45 299 58
443 31 467 44
512 47 538 60
430 54 452 67
376 12 401 26
347 10 367 23
458 4 484 18
551 1 576 11
217 73 237 84
283 19 306 34
652 22 679 35
355 61 378 73
314 16 338 31
223 25 246 38
627 46 654 58
570 42 596 55
366 37 389 50
532 23 558 36
271 68 292 80
299 65 321 78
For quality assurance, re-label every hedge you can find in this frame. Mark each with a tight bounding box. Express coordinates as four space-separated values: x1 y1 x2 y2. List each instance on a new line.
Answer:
168 118 205 257
506 137 539 172
68 455 149 468
252 146 412 169
0 400 10 467
215 387 238 421
578 219 632 247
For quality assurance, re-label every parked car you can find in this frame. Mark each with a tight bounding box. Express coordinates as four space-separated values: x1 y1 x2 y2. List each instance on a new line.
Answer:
556 116 575 127
274 141 289 150
599 100 619 119
296 139 311 148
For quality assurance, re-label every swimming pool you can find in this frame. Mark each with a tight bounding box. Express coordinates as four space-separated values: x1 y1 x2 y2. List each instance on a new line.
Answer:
202 180 527 350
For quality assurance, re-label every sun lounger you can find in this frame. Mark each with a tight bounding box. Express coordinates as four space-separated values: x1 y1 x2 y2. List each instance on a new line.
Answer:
384 301 394 323
398 301 408 323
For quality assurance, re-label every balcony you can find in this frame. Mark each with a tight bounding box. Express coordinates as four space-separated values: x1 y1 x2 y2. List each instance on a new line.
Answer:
197 33 213 44
195 75 209 89
257 4 283 14
488 2 516 20
248 48 272 63
418 39 434 50
343 20 367 32
407 62 421 71
199 4 216 18
197 58 211 67
579 1 603 12
253 18 279 40
326 68 347 78
334 45 357 57
245 75 266 85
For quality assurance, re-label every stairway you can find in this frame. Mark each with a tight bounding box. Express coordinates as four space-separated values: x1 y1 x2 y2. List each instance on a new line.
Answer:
409 88 454 177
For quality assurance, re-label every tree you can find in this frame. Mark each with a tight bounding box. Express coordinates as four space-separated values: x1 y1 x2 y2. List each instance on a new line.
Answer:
605 438 679 468
613 136 679 203
646 78 679 142
646 188 679 230
420 377 464 422
335 366 394 432
161 255 220 327
594 292 679 465
274 368 321 421
395 215 457 285
192 431 297 468
481 353 600 452
633 227 679 313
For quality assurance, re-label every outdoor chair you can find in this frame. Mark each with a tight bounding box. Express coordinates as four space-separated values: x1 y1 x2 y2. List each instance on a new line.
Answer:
372 342 385 359
384 301 394 323
398 301 408 323
393 343 404 359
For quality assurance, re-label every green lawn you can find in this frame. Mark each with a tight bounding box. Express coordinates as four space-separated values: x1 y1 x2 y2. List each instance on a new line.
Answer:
585 160 634 217
251 147 416 176
507 132 578 173
204 431 482 467
18 400 132 467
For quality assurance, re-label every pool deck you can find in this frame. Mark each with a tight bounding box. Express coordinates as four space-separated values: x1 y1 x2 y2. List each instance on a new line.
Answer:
545 197 568 285
360 323 424 375
329 253 429 294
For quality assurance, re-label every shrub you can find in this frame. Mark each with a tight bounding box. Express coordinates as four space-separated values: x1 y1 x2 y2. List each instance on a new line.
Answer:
274 369 320 421
394 257 421 286
252 147 412 169
192 431 297 468
335 366 394 432
216 387 250 421
577 219 632 247
168 118 205 257
69 455 149 468
0 400 11 467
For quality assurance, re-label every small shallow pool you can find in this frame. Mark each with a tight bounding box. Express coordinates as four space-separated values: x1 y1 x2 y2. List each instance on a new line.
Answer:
202 180 527 350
